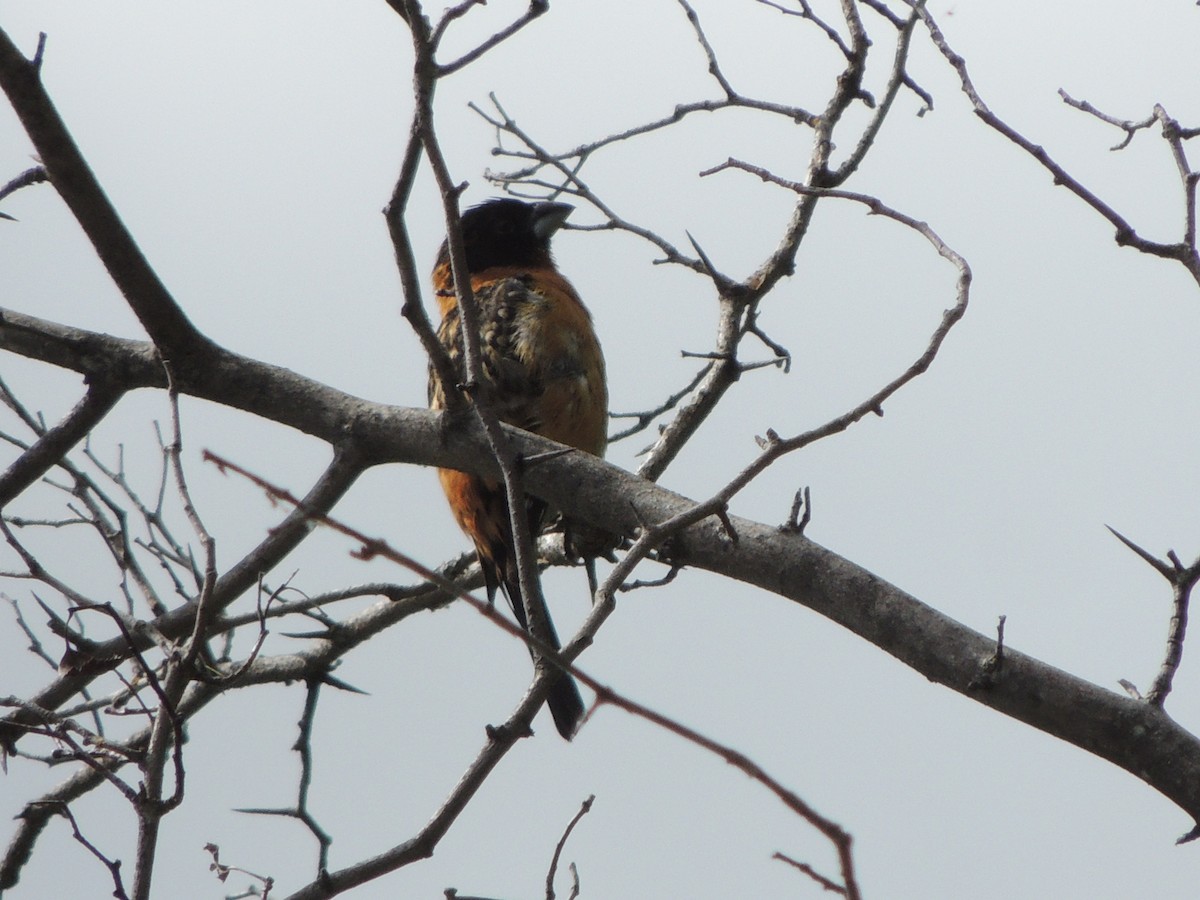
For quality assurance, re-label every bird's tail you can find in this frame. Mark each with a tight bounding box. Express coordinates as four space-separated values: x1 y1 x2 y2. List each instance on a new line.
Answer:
545 663 587 740
499 571 586 740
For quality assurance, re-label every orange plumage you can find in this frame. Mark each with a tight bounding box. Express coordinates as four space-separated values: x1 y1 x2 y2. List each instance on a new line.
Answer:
428 198 607 739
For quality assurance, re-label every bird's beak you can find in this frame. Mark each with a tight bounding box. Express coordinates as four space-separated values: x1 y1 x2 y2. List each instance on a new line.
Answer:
532 201 574 240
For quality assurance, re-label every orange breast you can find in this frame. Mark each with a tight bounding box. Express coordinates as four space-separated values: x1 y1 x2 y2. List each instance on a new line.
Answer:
430 264 607 565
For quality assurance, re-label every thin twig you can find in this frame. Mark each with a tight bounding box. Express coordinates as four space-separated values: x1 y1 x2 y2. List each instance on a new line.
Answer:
1106 526 1200 707
773 850 847 895
545 795 593 900
435 0 549 76
235 679 333 872
204 843 274 899
914 3 1200 284
1058 89 1157 151
693 158 970 517
754 0 853 58
607 362 712 444
207 456 861 900
32 801 129 900
0 165 49 218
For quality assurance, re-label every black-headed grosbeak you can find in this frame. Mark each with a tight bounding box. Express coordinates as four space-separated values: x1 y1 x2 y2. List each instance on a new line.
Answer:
428 198 607 740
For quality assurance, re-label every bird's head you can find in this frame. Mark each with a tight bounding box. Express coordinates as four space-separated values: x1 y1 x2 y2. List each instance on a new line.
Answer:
433 198 574 284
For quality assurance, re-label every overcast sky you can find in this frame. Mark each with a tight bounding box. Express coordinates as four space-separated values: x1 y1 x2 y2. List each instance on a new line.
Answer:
3 2 1200 898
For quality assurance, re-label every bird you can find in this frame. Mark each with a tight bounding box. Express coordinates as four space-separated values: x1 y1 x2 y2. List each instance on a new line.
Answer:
428 197 607 740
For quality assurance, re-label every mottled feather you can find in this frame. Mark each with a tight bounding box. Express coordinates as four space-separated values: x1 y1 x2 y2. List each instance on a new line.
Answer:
428 199 607 740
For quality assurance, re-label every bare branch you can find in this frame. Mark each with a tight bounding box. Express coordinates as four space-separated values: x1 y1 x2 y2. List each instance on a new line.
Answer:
1150 575 1196 709
473 93 722 286
0 436 365 755
754 0 853 58
1106 527 1200 708
405 7 572 698
1058 89 1157 151
695 157 970 498
544 795 593 900
5 594 60 671
0 164 48 216
779 486 811 535
205 460 860 900
0 373 126 515
435 0 549 76
0 27 202 352
32 801 129 900
607 362 712 445
676 0 738 97
234 679 332 873
773 851 847 895
914 4 1200 283
859 0 905 28
204 843 275 899
30 314 1198 851
1107 525 1174 579
0 695 140 802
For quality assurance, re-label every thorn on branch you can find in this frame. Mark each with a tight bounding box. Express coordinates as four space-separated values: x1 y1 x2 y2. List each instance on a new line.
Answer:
681 349 733 362
1177 823 1200 846
1106 525 1200 708
1117 679 1143 701
968 615 1006 691
685 230 737 292
32 33 48 71
755 428 782 450
318 673 369 695
0 165 49 219
779 486 811 535
522 446 574 468
738 358 786 375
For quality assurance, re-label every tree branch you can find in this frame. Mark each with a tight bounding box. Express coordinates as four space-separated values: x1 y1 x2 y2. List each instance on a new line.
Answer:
7 310 1192 832
0 377 125 507
914 3 1200 284
0 28 204 353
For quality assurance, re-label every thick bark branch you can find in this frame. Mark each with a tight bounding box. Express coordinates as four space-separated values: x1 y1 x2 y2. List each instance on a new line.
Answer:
3 307 1197 832
0 378 125 507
